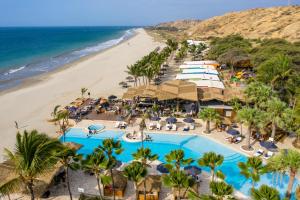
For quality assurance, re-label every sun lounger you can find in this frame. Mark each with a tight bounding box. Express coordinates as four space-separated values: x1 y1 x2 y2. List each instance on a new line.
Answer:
172 124 177 131
264 151 274 159
114 122 120 128
156 123 161 130
120 122 127 129
254 149 264 157
148 123 154 130
234 136 242 144
183 125 190 131
165 125 171 131
190 123 195 130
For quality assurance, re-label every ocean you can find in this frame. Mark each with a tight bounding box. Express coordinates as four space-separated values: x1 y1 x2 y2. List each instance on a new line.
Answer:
0 26 135 91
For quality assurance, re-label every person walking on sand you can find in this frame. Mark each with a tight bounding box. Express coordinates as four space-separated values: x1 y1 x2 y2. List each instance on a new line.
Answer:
14 121 19 130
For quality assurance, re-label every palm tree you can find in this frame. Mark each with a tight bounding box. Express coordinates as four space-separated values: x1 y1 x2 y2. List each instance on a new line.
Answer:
55 145 81 200
81 87 88 98
267 149 300 199
50 105 61 124
237 107 261 151
165 149 193 171
163 169 195 200
198 152 224 181
238 157 266 190
132 147 158 200
81 148 108 199
199 108 220 134
244 81 274 108
279 108 300 147
123 161 147 200
98 139 124 200
126 64 139 87
50 109 70 142
265 97 286 139
209 181 234 200
0 130 61 200
251 185 280 200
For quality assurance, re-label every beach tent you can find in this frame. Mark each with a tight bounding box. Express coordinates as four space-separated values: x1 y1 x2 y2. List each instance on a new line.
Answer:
182 68 219 75
176 73 220 81
189 80 225 89
179 64 216 70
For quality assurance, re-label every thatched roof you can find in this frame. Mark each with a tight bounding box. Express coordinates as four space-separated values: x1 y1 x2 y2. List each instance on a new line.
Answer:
64 142 82 150
137 175 162 193
0 160 63 197
198 87 245 102
122 80 198 102
157 80 198 101
104 170 127 189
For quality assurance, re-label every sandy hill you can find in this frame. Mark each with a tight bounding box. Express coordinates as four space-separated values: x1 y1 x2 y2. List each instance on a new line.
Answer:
154 6 300 42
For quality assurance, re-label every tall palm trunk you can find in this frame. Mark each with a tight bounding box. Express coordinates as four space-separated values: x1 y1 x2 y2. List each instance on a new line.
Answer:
66 167 73 200
134 77 137 87
271 121 276 139
211 169 215 181
28 180 35 200
285 169 297 199
143 179 147 200
177 186 181 200
246 126 252 150
95 174 103 199
110 169 116 200
134 182 139 200
206 121 210 133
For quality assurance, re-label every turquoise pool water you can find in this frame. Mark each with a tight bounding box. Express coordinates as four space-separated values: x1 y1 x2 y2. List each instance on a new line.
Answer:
63 128 298 199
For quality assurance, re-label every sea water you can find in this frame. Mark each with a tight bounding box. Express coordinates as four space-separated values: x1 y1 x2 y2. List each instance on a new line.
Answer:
0 26 135 91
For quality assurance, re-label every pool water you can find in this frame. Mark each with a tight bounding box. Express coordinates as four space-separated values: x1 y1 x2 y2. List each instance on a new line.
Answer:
63 128 298 199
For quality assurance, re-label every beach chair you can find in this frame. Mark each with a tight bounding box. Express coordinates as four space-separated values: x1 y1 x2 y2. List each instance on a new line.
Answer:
165 124 171 131
183 125 189 131
156 123 161 130
264 151 274 159
114 122 120 128
190 123 195 130
172 124 177 131
254 149 264 157
234 136 242 144
148 122 154 130
120 122 127 129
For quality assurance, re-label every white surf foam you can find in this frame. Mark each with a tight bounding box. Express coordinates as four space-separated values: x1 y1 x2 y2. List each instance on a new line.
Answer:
4 65 26 75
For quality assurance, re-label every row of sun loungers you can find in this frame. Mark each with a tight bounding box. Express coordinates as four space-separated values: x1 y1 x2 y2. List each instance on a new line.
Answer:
226 136 242 144
115 121 128 129
148 123 196 132
254 149 274 159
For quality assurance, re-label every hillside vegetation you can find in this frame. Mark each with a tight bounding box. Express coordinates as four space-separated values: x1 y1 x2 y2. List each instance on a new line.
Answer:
152 6 300 42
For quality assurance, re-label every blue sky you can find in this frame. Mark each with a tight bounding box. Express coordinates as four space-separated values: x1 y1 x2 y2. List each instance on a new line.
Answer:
0 0 299 26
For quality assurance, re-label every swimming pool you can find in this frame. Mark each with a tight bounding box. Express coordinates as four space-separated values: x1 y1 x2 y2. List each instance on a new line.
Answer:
63 128 298 199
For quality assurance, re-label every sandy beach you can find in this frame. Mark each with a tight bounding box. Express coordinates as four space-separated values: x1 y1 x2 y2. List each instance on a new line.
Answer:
0 28 164 161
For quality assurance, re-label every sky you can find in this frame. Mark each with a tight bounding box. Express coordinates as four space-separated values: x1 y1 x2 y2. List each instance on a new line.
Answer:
0 0 299 26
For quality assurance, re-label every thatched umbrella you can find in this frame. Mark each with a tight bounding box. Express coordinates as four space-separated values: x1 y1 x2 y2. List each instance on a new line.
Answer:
64 142 82 150
0 161 63 198
104 170 127 189
137 175 161 193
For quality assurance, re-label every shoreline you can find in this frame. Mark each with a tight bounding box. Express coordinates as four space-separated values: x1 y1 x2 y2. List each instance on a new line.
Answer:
0 28 164 162
0 29 138 96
